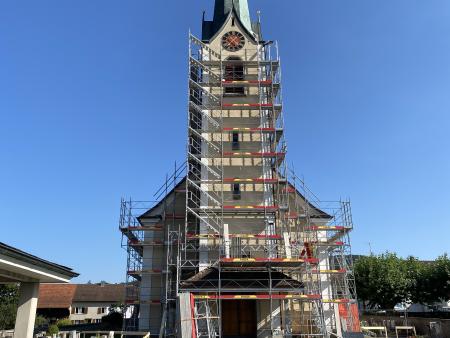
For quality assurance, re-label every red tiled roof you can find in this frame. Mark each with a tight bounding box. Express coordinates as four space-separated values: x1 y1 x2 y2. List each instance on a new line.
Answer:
73 284 125 303
37 284 126 308
38 284 77 309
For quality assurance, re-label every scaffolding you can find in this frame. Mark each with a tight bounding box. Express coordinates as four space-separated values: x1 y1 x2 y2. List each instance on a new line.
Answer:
120 162 186 332
119 29 359 338
180 32 358 337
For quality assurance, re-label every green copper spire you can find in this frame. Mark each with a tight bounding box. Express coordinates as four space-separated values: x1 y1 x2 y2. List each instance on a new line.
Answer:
202 0 256 41
213 0 253 34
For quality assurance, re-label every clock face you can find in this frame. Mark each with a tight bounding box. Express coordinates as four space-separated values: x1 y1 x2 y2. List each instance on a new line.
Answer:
222 31 245 52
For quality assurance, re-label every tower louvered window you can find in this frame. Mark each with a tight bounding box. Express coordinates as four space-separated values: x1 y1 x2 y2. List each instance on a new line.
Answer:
224 57 245 96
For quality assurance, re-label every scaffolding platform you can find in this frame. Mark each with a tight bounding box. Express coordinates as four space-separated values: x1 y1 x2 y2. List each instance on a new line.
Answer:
193 294 321 300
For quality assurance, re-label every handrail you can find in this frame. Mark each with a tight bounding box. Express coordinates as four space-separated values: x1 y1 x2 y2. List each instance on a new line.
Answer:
152 161 187 199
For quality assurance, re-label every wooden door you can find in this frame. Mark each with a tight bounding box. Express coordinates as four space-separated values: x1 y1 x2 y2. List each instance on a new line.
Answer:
222 300 257 338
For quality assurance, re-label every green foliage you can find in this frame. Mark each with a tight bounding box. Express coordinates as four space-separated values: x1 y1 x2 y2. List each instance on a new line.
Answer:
355 253 450 310
34 315 48 328
47 324 59 335
429 255 450 301
355 253 414 309
0 284 19 330
409 257 434 304
56 318 72 328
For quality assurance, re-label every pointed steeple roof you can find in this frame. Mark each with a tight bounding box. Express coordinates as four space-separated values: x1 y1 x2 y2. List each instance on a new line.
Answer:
213 0 252 34
202 0 259 42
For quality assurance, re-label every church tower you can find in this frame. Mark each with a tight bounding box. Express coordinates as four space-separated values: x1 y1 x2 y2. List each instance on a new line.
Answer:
120 1 360 337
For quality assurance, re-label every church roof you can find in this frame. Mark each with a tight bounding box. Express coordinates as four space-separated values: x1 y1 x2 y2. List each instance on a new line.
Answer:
202 0 260 42
138 176 331 220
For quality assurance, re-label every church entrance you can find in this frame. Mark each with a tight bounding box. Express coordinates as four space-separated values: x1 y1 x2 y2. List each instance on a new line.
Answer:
222 300 257 338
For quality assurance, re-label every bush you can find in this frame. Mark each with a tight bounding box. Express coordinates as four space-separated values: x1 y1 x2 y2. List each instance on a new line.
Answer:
34 315 48 328
47 324 59 335
56 318 72 328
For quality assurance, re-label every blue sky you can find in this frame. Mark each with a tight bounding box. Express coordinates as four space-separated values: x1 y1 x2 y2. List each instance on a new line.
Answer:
1 0 449 283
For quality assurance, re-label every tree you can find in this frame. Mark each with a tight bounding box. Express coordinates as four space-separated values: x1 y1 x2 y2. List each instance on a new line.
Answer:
430 255 450 301
34 315 49 329
56 318 72 328
409 256 434 305
354 253 415 309
0 284 19 329
355 253 450 310
354 255 379 309
47 324 59 335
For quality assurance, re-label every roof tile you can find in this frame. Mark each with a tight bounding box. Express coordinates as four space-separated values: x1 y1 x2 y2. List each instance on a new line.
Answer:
37 284 76 308
37 284 125 308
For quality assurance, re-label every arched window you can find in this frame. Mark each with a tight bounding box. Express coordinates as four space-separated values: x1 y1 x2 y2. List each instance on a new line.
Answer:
224 56 245 96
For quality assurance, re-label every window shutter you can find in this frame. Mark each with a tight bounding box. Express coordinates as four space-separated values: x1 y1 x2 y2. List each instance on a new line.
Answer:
71 307 75 314
97 308 101 314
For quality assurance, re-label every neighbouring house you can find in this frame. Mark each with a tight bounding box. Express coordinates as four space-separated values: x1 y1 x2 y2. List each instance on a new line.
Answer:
37 283 126 324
